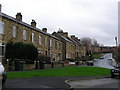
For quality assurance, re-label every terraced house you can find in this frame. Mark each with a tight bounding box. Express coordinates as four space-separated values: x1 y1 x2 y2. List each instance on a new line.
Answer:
0 12 62 62
52 30 86 60
0 6 86 63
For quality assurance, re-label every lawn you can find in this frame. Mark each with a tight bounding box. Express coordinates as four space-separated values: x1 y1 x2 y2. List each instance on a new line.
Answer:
7 67 111 79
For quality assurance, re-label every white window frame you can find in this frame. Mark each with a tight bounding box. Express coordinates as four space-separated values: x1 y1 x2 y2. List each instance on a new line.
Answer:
50 39 52 47
12 25 17 37
39 35 42 44
23 30 27 40
45 37 48 46
0 21 4 34
32 32 34 42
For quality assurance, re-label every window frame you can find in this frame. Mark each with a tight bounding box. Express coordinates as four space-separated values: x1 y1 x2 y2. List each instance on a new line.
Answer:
23 29 27 40
0 20 5 34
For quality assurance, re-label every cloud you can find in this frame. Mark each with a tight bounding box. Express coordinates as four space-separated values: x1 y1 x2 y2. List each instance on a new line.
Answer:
1 0 118 46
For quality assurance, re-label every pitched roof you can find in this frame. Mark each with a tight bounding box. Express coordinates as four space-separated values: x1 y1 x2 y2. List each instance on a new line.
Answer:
1 13 60 41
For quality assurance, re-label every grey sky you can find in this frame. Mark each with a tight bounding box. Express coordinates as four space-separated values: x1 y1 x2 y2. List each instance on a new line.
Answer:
1 0 119 46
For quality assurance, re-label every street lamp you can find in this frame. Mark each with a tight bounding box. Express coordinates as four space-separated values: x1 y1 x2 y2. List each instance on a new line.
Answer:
115 37 117 47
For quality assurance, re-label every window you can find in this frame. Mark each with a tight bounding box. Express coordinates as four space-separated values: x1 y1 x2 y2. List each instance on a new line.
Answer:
58 53 61 60
0 21 4 34
50 53 53 59
39 35 42 44
23 30 27 40
50 39 52 47
0 43 5 56
45 51 47 56
58 42 61 50
38 50 42 54
32 32 34 42
12 25 17 37
45 37 48 46
55 41 57 49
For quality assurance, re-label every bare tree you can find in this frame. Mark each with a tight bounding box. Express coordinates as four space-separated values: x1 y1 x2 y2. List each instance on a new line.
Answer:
81 37 92 50
92 39 99 46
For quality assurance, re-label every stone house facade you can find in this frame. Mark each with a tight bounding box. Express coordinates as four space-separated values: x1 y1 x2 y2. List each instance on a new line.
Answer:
0 12 62 61
0 11 87 62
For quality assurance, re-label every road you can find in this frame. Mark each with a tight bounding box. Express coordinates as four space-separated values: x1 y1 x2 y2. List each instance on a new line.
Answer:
94 53 117 69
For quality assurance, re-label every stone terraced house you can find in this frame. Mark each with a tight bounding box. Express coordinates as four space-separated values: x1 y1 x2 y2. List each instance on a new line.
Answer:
0 9 86 62
0 12 62 62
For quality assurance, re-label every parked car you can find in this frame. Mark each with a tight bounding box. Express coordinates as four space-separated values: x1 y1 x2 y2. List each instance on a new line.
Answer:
99 56 104 59
111 63 120 78
108 58 112 60
0 62 7 84
87 61 94 66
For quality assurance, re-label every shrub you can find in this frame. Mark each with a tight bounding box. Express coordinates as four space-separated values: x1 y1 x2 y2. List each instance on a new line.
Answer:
37 54 51 64
5 42 38 61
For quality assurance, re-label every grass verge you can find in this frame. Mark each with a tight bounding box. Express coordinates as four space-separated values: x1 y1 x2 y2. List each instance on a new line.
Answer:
7 67 111 79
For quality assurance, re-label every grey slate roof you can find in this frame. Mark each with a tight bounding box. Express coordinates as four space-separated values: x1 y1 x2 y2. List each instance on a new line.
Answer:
1 12 60 41
55 33 73 43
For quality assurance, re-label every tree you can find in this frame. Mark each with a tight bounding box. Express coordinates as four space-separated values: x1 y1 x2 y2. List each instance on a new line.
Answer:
5 42 38 61
81 37 92 51
92 39 99 46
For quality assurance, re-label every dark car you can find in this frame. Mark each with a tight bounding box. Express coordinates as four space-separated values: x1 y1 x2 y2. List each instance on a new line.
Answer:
0 62 7 85
111 63 120 78
87 61 94 66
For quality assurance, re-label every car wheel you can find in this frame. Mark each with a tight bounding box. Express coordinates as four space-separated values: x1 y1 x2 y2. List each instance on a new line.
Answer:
2 75 7 85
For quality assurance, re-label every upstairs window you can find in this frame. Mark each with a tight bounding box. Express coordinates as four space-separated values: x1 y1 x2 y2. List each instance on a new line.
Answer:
55 41 57 49
50 39 52 47
0 21 4 34
39 35 42 44
12 25 17 37
45 37 48 46
23 30 27 40
32 32 34 42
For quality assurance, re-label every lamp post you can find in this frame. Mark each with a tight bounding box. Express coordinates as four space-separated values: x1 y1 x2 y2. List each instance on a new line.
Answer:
115 37 118 63
115 37 117 47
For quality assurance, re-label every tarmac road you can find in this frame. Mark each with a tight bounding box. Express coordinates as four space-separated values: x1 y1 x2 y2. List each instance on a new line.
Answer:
94 53 116 69
2 76 108 89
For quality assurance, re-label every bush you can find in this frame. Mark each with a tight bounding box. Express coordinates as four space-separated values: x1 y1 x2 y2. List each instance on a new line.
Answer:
5 42 38 61
37 54 51 64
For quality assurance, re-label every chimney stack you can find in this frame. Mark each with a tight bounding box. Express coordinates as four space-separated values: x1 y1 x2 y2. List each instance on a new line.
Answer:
16 12 22 21
71 35 75 39
42 28 47 32
63 32 68 38
31 20 36 27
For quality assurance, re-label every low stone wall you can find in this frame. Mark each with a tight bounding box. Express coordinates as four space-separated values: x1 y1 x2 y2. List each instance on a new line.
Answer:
25 64 35 70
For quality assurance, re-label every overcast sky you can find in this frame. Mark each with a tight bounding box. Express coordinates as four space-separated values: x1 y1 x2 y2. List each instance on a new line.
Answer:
0 0 119 46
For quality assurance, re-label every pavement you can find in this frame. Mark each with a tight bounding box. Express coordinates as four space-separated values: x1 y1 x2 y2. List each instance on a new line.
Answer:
66 78 119 88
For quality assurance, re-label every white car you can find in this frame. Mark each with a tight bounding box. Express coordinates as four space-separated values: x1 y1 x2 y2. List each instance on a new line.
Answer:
108 58 113 60
0 62 7 85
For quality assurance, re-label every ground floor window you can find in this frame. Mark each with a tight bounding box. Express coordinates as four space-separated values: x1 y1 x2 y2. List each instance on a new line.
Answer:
0 43 5 56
